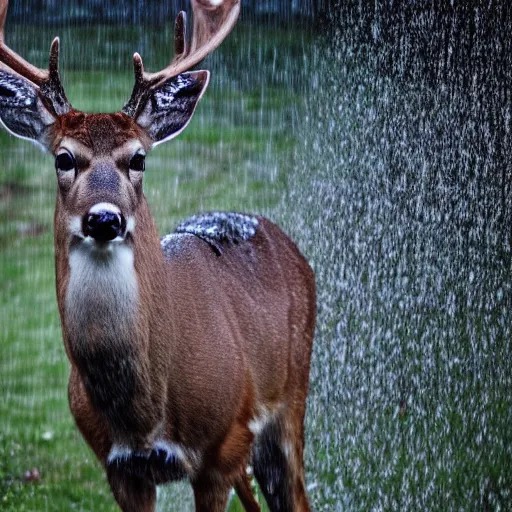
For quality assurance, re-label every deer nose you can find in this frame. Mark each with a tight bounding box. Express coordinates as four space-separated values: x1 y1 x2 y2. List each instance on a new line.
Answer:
84 207 126 242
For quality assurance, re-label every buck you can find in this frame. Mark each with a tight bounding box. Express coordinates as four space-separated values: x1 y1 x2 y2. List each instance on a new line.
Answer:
0 0 315 510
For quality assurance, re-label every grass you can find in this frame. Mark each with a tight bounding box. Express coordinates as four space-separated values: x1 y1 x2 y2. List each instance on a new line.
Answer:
0 22 300 510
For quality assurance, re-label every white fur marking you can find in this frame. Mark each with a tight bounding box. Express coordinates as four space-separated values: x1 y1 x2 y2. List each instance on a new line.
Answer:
89 202 120 215
68 216 83 238
122 139 146 156
107 439 199 475
107 444 133 464
283 441 294 461
126 215 136 234
65 243 138 346
153 440 186 464
248 408 271 436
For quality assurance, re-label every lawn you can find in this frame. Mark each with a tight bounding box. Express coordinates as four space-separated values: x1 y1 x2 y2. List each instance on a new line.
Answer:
0 21 306 511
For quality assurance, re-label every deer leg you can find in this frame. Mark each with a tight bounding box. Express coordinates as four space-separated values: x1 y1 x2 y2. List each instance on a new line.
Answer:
252 418 310 512
192 474 231 512
234 467 260 512
107 465 156 512
284 424 310 512
282 413 310 512
68 369 112 462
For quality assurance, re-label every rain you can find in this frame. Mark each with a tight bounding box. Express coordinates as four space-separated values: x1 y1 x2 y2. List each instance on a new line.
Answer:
1 1 511 511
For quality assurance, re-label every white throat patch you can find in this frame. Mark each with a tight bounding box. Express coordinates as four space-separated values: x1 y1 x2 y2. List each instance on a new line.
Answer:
65 241 138 347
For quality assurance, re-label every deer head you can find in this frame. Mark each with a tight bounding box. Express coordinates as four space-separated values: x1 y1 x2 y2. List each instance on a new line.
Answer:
0 0 239 245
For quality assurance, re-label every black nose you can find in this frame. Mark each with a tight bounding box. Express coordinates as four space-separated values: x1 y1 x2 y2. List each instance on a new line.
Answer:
84 210 125 242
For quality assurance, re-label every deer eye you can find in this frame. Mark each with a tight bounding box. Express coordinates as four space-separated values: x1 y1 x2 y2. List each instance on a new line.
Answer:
129 153 145 172
55 151 76 172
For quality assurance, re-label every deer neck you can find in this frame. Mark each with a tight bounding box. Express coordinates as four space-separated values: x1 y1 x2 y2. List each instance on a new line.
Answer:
55 194 164 348
54 195 166 435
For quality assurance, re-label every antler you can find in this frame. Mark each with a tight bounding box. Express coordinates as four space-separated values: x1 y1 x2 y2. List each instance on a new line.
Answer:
0 0 70 115
122 0 240 117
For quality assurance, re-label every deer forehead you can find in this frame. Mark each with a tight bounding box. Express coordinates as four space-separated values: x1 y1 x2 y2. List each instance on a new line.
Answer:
52 112 151 156
57 137 145 165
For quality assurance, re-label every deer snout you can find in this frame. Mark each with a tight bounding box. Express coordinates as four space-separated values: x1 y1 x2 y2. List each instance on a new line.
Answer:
83 203 126 243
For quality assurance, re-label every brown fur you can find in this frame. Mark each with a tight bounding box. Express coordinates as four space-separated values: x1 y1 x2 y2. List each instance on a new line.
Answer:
50 111 151 152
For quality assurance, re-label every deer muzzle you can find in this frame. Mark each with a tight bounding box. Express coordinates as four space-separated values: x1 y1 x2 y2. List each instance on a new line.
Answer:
82 203 127 243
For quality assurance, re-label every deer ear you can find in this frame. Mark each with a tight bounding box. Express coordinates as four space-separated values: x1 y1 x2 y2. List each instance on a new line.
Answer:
0 70 56 149
135 70 209 147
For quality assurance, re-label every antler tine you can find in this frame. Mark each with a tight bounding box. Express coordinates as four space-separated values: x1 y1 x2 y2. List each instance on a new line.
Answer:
174 11 188 59
151 0 240 84
0 0 8 43
0 0 70 115
123 0 240 117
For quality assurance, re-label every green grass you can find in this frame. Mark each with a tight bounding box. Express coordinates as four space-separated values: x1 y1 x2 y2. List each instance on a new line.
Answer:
0 52 294 510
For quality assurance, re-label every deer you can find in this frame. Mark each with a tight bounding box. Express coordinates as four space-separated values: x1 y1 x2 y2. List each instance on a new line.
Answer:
0 0 316 510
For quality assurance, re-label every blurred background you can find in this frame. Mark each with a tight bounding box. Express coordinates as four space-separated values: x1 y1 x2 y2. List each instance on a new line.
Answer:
8 0 334 23
1 1 512 511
